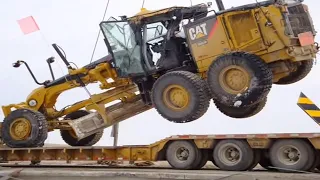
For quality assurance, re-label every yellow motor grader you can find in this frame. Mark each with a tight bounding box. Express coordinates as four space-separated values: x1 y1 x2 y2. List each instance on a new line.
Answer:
0 0 318 148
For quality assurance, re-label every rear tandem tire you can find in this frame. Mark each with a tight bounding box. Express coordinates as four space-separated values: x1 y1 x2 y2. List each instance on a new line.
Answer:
166 140 200 170
60 110 104 146
214 97 267 119
213 139 254 171
1 109 48 148
151 71 210 123
275 59 314 85
269 139 316 172
247 149 262 171
193 149 209 169
259 150 274 170
207 52 273 108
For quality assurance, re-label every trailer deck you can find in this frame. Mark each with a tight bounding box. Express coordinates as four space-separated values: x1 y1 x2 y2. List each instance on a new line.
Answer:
1 92 320 173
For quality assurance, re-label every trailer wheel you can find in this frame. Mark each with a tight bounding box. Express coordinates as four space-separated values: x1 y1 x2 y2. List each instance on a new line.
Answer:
61 110 104 146
166 140 200 169
275 59 313 85
247 149 261 171
310 151 320 171
213 140 254 171
152 71 210 123
207 150 219 168
1 109 48 148
259 150 274 170
269 139 316 172
193 149 209 169
315 151 320 171
214 97 267 119
207 52 272 108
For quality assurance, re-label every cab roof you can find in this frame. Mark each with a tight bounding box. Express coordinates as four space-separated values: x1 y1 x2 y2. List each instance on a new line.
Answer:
128 4 209 23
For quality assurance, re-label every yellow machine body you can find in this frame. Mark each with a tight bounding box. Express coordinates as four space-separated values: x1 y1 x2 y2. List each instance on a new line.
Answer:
183 3 318 82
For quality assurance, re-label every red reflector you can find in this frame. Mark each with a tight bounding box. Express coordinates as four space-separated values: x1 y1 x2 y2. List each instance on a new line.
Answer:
298 31 314 46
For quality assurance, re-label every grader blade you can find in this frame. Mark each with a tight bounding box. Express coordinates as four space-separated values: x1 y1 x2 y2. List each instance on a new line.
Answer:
68 96 153 140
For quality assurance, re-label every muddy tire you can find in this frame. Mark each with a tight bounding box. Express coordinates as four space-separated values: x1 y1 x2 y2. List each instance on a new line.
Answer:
207 52 272 108
1 109 48 148
275 59 314 85
214 97 267 119
269 139 316 172
166 140 200 169
151 71 210 123
213 139 254 171
61 110 103 146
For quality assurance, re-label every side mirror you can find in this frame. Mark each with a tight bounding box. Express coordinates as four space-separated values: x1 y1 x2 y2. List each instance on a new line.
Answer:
12 61 22 68
47 57 55 64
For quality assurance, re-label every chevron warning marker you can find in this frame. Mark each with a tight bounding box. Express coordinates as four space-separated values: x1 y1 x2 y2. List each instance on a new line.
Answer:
297 92 320 124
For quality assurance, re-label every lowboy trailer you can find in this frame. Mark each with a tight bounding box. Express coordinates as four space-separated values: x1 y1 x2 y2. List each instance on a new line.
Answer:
1 92 320 172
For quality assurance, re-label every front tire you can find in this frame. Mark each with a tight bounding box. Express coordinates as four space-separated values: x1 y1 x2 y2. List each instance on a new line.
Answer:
151 71 210 123
1 109 48 148
207 52 272 108
61 110 103 146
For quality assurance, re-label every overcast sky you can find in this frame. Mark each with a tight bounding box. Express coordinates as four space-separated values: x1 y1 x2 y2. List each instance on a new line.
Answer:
0 0 320 146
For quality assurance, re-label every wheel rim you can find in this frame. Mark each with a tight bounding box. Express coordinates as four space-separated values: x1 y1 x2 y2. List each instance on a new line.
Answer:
219 65 250 94
9 118 32 140
163 85 190 111
277 145 301 165
218 143 242 166
176 147 190 161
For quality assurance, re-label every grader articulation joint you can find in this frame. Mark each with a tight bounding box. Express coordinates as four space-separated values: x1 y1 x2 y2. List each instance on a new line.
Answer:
0 0 318 148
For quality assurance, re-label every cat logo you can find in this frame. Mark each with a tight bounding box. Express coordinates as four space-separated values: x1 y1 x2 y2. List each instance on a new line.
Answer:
188 23 208 41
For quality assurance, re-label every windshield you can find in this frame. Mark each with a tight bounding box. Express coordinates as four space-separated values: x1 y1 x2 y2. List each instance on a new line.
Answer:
100 21 145 77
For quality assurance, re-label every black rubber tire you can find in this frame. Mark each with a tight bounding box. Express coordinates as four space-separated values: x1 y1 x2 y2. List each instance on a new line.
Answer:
309 150 320 172
214 97 267 119
61 110 104 146
207 52 273 108
191 148 204 170
166 140 200 170
213 139 254 171
315 151 320 171
207 149 219 168
299 140 316 172
247 149 261 171
151 71 210 123
193 149 209 169
259 150 274 170
1 109 48 148
269 139 316 172
275 59 314 85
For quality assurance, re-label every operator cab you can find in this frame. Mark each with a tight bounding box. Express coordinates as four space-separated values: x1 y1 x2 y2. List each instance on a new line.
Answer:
99 3 209 79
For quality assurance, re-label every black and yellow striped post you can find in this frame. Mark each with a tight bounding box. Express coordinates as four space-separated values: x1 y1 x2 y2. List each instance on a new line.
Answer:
297 92 320 124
